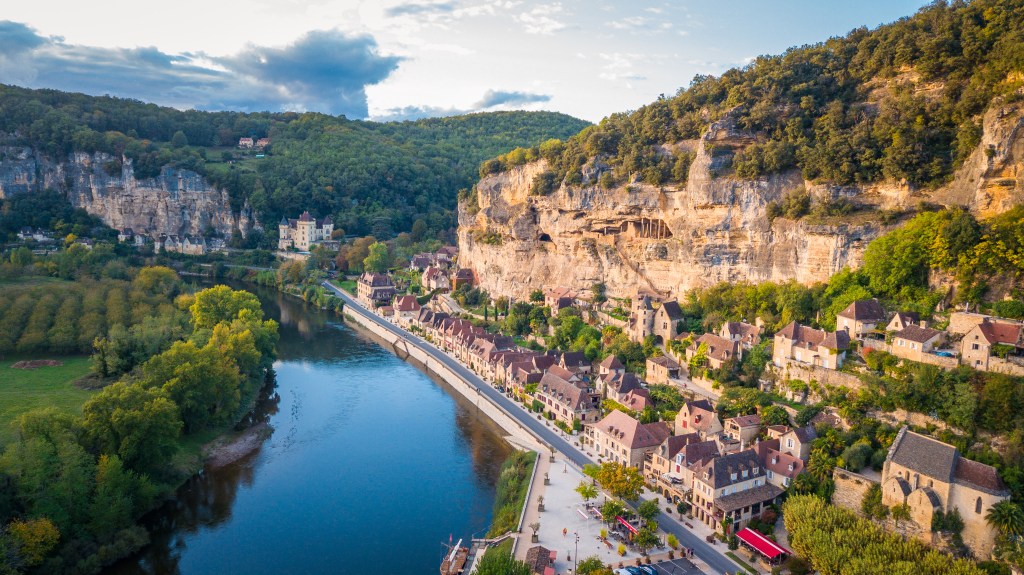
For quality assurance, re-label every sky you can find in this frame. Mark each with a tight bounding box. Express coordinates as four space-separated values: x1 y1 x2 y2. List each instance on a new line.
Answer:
0 0 931 123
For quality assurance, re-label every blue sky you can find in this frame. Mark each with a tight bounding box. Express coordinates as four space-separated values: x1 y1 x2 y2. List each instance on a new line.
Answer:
0 0 930 123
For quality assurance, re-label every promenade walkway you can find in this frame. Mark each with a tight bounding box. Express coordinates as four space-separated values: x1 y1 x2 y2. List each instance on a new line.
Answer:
323 281 745 575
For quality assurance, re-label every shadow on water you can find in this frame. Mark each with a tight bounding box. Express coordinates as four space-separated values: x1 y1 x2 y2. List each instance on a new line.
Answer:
107 282 512 575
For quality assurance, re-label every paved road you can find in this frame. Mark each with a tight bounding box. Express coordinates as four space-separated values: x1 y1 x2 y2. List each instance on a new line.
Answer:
323 282 736 575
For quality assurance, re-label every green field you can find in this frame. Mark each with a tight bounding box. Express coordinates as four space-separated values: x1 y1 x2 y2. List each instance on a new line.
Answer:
0 356 95 445
336 279 357 294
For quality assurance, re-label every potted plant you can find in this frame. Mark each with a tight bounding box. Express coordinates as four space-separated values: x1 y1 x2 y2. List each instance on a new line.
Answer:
530 522 540 543
537 496 545 512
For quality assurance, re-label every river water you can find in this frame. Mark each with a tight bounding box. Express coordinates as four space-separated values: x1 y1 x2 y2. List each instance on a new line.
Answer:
109 284 512 574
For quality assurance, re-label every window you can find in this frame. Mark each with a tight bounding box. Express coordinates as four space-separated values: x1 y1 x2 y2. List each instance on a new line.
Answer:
786 439 794 449
767 470 774 479
976 497 983 514
742 470 748 478
730 473 737 481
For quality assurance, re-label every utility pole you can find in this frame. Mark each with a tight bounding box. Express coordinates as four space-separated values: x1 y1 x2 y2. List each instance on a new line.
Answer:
572 531 579 574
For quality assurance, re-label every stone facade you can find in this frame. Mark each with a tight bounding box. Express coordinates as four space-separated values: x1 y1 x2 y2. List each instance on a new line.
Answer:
278 211 334 251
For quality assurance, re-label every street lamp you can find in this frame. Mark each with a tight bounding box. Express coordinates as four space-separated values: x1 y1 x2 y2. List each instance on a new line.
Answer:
572 531 579 573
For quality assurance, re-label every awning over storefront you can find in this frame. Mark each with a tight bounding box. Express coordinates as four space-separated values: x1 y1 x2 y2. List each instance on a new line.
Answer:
615 516 638 534
735 527 792 560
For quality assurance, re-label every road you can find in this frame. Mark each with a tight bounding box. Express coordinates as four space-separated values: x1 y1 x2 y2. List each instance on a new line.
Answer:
323 281 737 575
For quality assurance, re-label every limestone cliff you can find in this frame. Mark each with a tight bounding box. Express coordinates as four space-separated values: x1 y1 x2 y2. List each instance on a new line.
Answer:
458 103 1024 301
0 147 255 237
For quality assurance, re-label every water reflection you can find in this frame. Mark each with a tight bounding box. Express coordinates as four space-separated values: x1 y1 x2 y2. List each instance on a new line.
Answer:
108 283 512 575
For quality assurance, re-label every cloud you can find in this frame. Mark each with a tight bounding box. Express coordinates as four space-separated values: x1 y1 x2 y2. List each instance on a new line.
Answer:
517 3 567 35
371 88 551 121
473 89 550 108
598 52 646 82
385 1 458 17
0 21 401 118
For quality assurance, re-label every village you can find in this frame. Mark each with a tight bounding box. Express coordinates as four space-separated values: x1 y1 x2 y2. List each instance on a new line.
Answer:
332 232 1024 574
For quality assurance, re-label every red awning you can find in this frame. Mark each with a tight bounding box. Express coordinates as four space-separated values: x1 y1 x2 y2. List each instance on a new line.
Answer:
616 516 638 535
734 527 792 560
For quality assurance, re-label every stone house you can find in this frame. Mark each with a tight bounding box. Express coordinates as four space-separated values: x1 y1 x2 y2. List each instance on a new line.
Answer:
451 268 474 291
409 254 433 271
687 333 740 370
646 355 680 385
644 433 708 503
393 295 421 327
891 324 945 363
599 371 642 403
422 266 450 291
589 409 671 469
554 351 592 377
778 426 816 461
674 399 723 439
598 355 624 378
689 449 784 534
238 137 254 148
653 301 685 343
535 371 600 427
723 414 761 446
620 388 653 412
960 319 1023 371
755 439 804 489
772 321 849 371
836 298 887 339
278 211 334 251
720 321 761 350
544 287 577 315
886 311 921 332
628 293 656 342
357 272 396 307
881 427 1010 558
468 335 516 379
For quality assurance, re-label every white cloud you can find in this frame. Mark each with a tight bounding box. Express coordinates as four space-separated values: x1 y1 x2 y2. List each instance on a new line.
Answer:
517 3 567 35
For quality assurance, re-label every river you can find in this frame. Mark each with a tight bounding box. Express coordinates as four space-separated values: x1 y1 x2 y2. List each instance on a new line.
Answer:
109 283 513 574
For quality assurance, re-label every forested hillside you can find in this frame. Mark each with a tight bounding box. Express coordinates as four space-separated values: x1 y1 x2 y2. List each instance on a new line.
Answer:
0 85 589 238
488 0 1024 191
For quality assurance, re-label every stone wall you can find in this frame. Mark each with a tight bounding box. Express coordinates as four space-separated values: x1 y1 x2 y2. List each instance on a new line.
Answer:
831 469 877 513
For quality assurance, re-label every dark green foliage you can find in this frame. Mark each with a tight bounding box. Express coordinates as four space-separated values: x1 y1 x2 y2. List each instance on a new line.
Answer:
0 189 113 243
482 0 1024 194
0 85 588 239
487 450 537 537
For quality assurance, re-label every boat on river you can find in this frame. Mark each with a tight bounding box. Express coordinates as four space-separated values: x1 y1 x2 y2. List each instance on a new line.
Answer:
440 539 469 575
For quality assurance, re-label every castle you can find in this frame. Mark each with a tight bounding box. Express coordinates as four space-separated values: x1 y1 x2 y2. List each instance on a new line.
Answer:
278 211 333 251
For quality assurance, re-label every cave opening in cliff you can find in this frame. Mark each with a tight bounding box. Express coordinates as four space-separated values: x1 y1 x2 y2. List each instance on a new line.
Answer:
629 218 673 239
538 233 553 242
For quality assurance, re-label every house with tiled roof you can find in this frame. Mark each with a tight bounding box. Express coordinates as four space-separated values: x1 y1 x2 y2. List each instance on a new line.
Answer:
544 287 577 315
646 355 680 385
755 439 804 489
724 414 761 446
393 295 421 327
599 371 643 403
554 351 592 376
451 268 474 290
654 300 685 343
881 427 1010 557
620 388 652 412
891 324 945 363
886 311 921 332
687 333 740 369
674 399 723 439
535 371 600 427
960 318 1023 372
644 433 709 503
278 211 334 251
357 272 396 307
778 426 816 461
589 409 671 468
598 355 624 378
422 266 450 291
720 321 761 350
772 321 849 371
689 449 784 534
409 254 433 271
836 298 887 339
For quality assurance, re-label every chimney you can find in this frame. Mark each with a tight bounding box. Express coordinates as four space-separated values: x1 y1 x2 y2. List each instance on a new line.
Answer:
919 320 927 328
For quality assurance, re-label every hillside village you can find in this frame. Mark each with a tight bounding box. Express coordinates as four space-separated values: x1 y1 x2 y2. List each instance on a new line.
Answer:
339 247 1024 570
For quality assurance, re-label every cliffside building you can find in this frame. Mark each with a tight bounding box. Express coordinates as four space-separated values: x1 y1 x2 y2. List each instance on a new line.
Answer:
278 211 334 251
772 322 849 371
881 427 1010 558
836 299 887 339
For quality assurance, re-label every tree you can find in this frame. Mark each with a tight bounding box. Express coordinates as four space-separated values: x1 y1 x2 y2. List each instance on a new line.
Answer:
892 503 912 529
760 405 790 426
633 528 659 554
170 130 189 148
474 549 531 575
6 518 59 567
9 246 33 267
599 499 626 526
577 555 612 575
637 499 660 525
840 440 874 471
363 241 393 273
82 381 182 472
592 462 645 500
861 483 889 520
986 501 1024 538
189 285 261 330
575 481 598 503
529 289 544 303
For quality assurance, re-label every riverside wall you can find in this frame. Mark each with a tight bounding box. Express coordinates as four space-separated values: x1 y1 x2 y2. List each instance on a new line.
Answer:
340 308 545 447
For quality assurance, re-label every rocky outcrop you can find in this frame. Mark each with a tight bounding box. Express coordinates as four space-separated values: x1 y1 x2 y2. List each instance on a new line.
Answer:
0 147 255 237
458 102 1024 301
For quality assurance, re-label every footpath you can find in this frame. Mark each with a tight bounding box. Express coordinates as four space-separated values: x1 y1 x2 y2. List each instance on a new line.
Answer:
324 281 757 575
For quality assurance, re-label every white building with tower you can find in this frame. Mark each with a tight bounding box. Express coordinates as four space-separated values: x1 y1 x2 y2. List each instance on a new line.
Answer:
278 211 334 251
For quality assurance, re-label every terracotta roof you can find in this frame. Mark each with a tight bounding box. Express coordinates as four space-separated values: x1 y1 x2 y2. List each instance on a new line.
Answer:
546 364 579 382
537 372 594 412
524 546 552 573
359 272 393 287
954 457 1009 495
976 320 1023 346
727 414 761 428
603 372 641 394
595 410 670 450
659 433 701 460
599 355 624 370
895 324 942 344
837 299 886 322
775 321 850 351
722 321 760 343
393 295 420 312
621 389 652 411
760 446 804 479
693 333 738 362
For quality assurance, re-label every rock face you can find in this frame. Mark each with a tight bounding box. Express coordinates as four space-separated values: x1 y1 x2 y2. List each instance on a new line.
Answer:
459 103 1024 301
0 147 255 237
